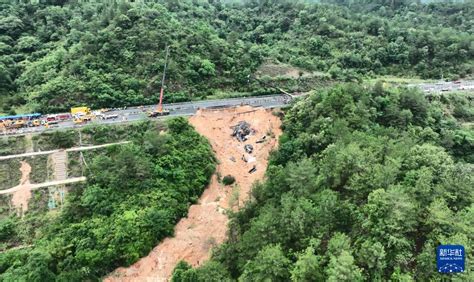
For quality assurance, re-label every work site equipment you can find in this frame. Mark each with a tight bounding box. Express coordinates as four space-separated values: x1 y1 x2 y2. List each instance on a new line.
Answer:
73 115 93 124
71 107 94 124
0 113 42 130
148 45 170 118
28 119 42 127
71 107 91 115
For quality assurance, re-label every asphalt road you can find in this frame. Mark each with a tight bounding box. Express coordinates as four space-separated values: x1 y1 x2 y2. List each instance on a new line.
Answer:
2 80 473 137
3 94 289 136
407 80 474 93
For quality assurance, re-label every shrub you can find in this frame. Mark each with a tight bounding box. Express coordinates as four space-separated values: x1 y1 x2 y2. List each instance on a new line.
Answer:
222 175 236 186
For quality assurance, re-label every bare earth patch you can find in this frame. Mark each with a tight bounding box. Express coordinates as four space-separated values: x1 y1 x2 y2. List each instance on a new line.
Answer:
11 161 32 214
255 62 312 79
106 106 282 282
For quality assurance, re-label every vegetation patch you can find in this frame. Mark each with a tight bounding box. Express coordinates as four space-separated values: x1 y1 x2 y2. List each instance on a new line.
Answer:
222 175 236 186
174 84 473 281
0 136 25 156
0 118 215 280
22 155 49 184
0 1 471 113
32 130 78 151
0 160 21 190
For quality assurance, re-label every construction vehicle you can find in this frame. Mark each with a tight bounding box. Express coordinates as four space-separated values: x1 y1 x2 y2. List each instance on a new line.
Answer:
148 46 171 118
71 107 91 116
73 116 88 124
73 113 93 124
0 113 42 130
73 117 84 124
0 120 9 131
71 107 94 124
27 119 42 127
11 120 26 129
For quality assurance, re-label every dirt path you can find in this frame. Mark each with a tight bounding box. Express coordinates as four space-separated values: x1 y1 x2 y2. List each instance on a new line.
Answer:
0 141 130 161
0 177 86 195
106 106 282 282
11 161 33 214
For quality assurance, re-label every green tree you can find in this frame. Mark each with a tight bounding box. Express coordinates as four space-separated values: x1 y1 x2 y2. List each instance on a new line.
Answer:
326 250 363 282
239 245 291 282
290 245 324 282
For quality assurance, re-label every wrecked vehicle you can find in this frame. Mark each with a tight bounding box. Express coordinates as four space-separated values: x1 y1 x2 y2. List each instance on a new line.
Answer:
232 121 254 142
244 144 253 153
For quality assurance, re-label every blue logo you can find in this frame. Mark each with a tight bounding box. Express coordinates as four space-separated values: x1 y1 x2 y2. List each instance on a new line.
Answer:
437 245 465 273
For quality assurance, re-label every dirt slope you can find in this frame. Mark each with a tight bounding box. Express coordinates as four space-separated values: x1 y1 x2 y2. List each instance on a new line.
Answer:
106 106 282 282
11 161 32 214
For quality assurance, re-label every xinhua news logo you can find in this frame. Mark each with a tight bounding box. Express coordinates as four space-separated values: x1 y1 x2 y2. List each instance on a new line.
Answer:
437 245 465 274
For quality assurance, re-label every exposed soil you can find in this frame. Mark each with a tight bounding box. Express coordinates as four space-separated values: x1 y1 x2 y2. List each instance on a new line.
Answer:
106 106 282 282
256 62 311 79
11 161 33 214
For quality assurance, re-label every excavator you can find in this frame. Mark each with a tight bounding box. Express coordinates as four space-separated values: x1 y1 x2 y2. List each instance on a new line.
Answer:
148 46 171 118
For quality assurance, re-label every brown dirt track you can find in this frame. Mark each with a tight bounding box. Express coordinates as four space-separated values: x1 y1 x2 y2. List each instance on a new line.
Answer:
11 161 32 214
106 106 282 282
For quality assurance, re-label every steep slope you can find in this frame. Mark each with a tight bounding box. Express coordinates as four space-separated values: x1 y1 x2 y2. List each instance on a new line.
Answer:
106 106 282 281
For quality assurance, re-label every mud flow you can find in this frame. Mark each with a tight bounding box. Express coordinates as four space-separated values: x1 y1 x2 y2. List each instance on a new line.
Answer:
106 106 282 282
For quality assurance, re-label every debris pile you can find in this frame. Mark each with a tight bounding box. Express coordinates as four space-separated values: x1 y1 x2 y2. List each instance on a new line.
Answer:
256 135 267 143
248 165 257 174
231 121 262 173
232 121 254 142
244 144 253 154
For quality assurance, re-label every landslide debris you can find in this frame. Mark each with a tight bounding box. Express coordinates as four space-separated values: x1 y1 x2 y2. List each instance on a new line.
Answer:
106 106 282 281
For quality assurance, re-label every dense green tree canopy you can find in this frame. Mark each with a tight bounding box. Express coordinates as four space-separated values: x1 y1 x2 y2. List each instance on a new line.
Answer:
0 0 472 113
0 119 215 280
175 84 473 280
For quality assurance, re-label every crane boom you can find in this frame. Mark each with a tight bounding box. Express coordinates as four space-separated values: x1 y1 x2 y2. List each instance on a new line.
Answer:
157 45 170 113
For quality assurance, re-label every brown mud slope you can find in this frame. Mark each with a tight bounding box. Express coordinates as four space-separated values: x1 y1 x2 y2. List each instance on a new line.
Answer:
106 106 282 282
11 161 32 214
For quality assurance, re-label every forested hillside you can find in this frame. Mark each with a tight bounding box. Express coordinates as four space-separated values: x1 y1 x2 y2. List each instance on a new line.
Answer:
0 119 215 280
1 0 472 113
172 84 474 281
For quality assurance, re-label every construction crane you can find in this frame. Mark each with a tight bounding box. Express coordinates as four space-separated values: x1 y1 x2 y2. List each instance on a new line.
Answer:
148 45 171 118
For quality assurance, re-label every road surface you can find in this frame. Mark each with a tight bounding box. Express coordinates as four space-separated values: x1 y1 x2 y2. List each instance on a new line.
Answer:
2 95 289 137
2 80 473 137
407 80 474 93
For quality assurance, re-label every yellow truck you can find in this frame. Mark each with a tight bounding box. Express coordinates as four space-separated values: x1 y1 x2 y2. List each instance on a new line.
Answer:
71 107 94 124
71 107 91 115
